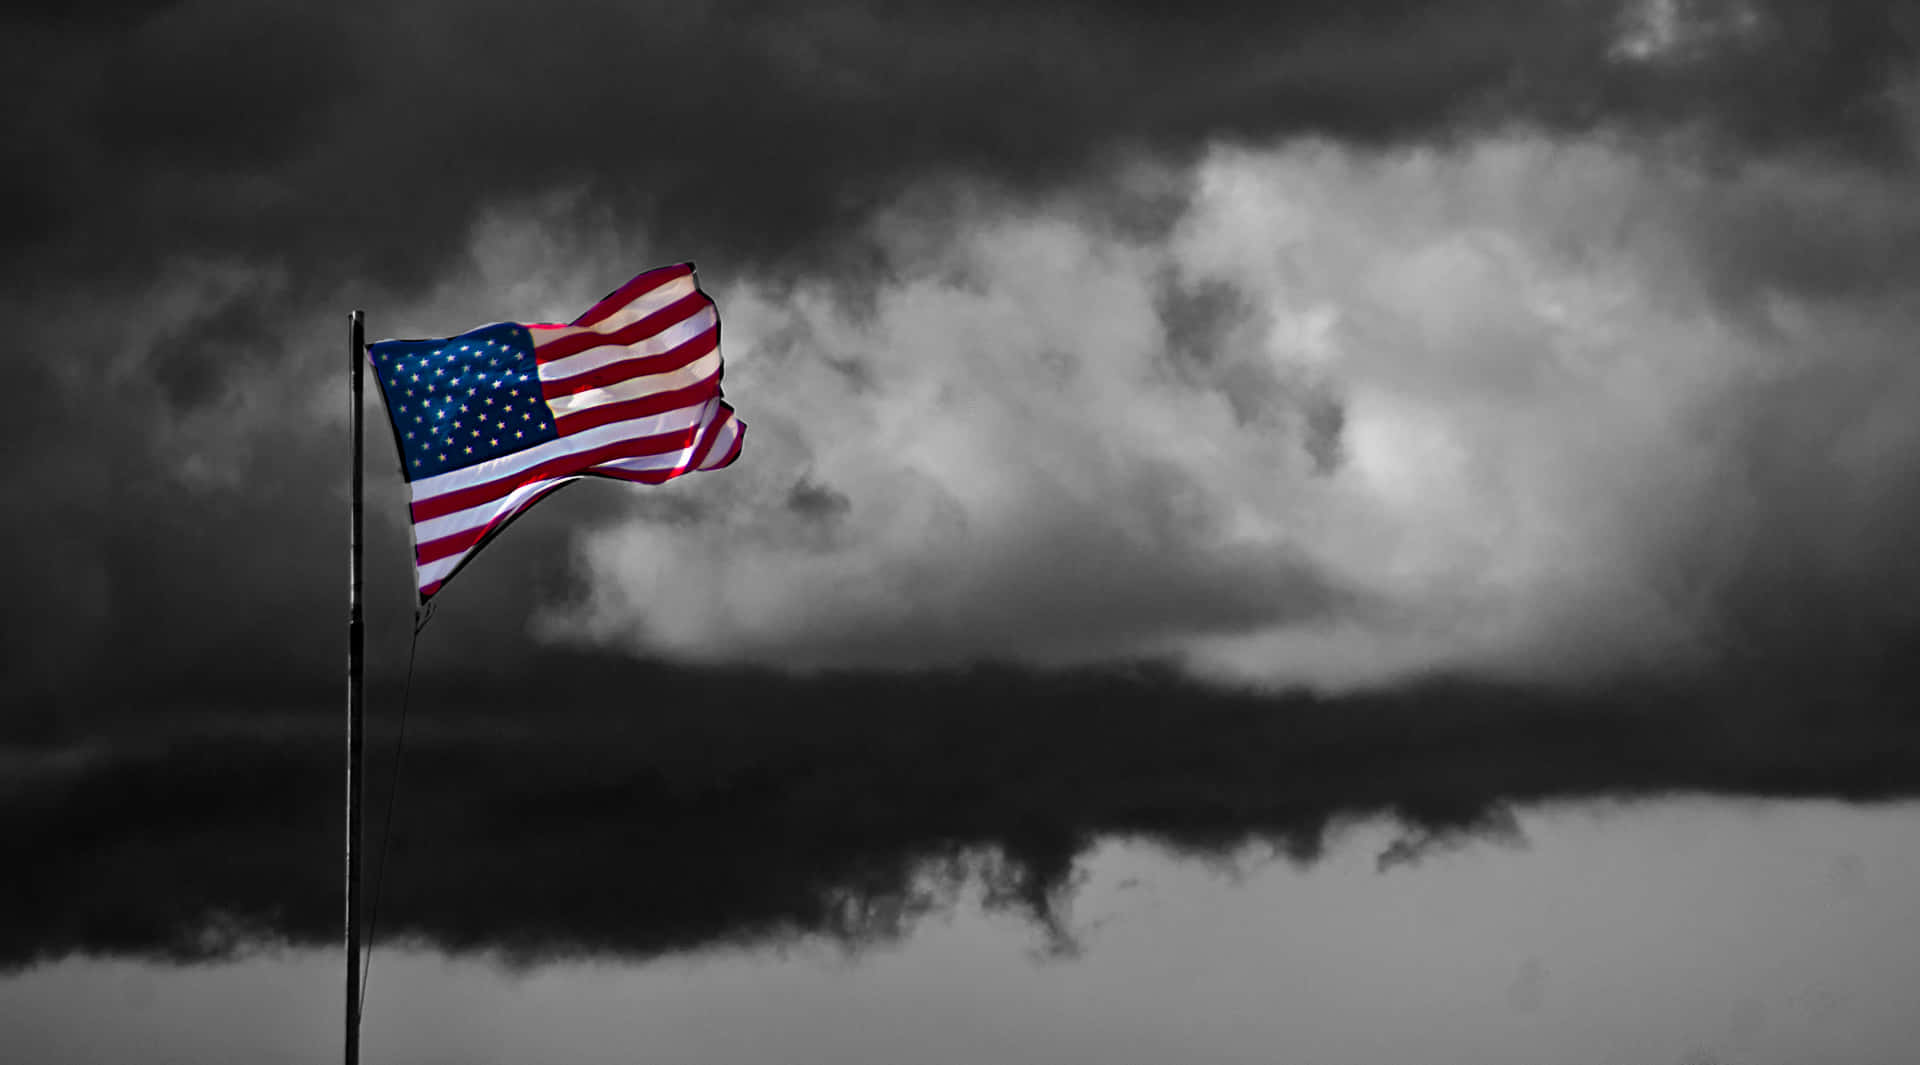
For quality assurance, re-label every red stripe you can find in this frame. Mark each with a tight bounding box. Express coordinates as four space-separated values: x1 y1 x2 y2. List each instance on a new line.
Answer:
705 420 746 470
413 478 577 578
552 374 721 437
684 407 733 471
553 374 721 437
571 264 694 328
591 466 698 486
415 516 518 567
606 407 730 486
414 517 511 568
417 411 740 576
534 289 711 365
540 323 717 402
414 476 582 567
579 408 736 486
409 423 706 525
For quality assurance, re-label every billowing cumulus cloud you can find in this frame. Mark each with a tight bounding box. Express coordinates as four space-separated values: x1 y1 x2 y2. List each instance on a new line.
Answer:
518 130 1920 689
1 0 1915 709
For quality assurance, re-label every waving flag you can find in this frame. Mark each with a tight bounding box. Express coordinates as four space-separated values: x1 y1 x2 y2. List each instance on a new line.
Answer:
368 263 743 601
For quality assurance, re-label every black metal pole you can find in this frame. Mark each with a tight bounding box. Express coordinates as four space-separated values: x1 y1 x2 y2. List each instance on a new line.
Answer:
346 309 365 1065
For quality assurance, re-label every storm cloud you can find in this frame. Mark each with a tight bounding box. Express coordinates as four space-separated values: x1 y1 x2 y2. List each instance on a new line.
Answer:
8 5 1916 698
4 3 1917 768
8 0 1920 989
10 660 1920 969
483 131 1920 692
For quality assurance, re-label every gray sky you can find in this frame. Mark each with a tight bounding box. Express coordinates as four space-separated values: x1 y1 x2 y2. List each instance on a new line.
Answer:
6 0 1920 982
11 801 1920 1065
7 0 1918 703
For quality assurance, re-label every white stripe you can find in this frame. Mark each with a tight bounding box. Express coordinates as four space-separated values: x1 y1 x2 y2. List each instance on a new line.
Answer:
415 476 564 544
587 272 699 334
592 451 703 475
549 349 722 420
696 414 743 469
527 273 698 344
588 399 723 475
416 549 464 589
414 476 578 588
536 306 716 384
409 402 711 504
417 402 722 587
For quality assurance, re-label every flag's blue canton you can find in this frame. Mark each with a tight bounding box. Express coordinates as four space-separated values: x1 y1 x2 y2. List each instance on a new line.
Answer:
369 322 559 482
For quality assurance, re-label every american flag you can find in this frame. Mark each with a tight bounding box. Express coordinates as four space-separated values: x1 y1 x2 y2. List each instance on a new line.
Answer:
367 263 744 601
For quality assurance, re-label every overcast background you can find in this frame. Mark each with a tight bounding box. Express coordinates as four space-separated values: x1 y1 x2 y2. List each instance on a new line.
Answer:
7 2 1920 1063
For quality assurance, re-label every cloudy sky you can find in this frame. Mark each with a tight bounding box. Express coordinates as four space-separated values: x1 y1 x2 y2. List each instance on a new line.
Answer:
7 0 1920 979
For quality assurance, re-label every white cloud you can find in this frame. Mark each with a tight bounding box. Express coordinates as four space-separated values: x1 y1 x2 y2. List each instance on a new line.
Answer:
499 130 1920 690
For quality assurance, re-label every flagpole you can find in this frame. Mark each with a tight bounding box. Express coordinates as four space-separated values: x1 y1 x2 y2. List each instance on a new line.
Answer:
345 308 366 1065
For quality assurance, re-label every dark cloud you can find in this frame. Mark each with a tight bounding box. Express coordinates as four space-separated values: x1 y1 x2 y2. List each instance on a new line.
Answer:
90 7 344 169
7 2 1914 289
1594 3 1919 159
4 1 1920 939
9 659 1920 969
785 476 852 521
